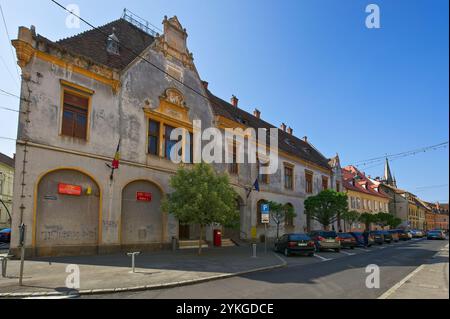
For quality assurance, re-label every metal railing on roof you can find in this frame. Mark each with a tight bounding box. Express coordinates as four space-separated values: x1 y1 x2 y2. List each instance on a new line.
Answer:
122 8 161 37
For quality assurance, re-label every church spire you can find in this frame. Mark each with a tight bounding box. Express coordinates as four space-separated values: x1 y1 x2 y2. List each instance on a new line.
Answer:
384 158 395 186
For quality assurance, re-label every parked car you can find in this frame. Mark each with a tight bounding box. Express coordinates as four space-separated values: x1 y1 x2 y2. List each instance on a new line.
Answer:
275 233 316 257
369 231 384 245
337 233 357 249
388 230 400 242
412 230 426 238
390 229 411 241
309 230 341 252
381 230 393 243
427 230 446 240
349 232 374 247
0 228 11 243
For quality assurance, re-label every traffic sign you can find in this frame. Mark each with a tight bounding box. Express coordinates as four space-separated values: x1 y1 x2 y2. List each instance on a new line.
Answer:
261 203 270 224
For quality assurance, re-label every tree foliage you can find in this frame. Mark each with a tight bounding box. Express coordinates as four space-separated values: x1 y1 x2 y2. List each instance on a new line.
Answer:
162 163 239 254
304 190 349 229
267 201 297 239
341 210 360 229
375 212 402 229
359 213 377 230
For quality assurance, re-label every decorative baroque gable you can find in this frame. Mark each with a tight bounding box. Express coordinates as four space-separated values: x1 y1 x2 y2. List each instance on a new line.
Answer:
153 16 194 70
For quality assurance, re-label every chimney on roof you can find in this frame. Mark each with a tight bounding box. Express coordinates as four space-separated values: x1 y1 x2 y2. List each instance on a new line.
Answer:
280 123 287 132
231 95 239 108
253 108 261 119
303 136 308 143
202 81 209 90
287 127 293 135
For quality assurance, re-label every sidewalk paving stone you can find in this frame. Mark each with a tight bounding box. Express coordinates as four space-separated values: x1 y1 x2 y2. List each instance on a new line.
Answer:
0 245 285 297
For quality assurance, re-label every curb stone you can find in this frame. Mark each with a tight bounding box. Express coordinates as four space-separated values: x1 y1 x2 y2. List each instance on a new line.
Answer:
0 255 287 298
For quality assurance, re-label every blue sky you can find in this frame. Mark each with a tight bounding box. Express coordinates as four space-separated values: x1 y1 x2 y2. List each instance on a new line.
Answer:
0 0 448 202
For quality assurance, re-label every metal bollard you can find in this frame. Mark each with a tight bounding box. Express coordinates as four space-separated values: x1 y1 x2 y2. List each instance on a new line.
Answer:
127 252 141 273
172 237 178 252
1 258 7 278
252 243 257 258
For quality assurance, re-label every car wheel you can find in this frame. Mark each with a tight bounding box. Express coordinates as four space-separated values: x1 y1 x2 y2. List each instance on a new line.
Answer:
284 248 290 257
308 252 314 257
335 249 341 253
350 246 355 250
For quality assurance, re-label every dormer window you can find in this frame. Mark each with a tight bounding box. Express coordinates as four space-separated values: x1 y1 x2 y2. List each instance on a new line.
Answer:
107 28 120 55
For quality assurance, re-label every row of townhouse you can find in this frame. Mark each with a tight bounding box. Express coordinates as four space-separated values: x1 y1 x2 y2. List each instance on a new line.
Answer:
369 159 448 232
10 14 343 257
341 165 390 232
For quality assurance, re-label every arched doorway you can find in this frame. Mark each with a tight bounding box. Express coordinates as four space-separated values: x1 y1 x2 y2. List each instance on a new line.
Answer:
121 180 163 246
285 203 295 230
35 169 100 255
224 196 245 240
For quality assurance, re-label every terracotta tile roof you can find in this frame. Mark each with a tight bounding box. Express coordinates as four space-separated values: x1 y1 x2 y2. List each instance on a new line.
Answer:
342 166 389 199
0 152 14 168
206 90 332 170
55 19 155 70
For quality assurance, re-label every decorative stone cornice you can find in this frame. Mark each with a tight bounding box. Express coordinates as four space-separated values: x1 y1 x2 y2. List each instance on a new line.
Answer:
12 26 121 94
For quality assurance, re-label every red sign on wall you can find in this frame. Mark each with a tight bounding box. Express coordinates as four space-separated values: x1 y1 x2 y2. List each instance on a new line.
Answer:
136 192 152 202
58 183 82 196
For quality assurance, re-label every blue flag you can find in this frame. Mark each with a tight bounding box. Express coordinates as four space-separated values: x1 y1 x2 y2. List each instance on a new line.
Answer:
247 179 260 198
253 179 260 192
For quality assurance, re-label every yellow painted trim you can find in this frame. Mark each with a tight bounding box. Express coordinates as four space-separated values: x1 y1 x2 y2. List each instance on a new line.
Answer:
35 51 120 93
60 80 95 95
144 108 193 132
119 179 166 245
283 163 295 190
32 167 103 249
59 84 93 141
145 113 193 160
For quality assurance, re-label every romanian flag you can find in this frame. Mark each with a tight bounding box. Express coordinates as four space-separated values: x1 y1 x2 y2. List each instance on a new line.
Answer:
112 140 121 169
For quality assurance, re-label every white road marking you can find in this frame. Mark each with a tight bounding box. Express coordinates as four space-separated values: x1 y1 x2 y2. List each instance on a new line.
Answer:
24 294 79 300
378 265 425 299
340 250 356 256
355 247 370 252
273 252 288 265
313 254 333 262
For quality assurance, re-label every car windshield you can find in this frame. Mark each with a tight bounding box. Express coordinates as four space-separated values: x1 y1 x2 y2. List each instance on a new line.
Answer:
0 229 10 233
289 234 310 241
352 232 363 236
320 232 337 238
429 231 441 234
371 231 383 235
338 233 352 238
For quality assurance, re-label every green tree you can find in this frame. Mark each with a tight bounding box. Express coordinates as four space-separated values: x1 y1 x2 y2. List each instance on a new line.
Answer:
304 190 349 230
341 210 360 232
375 212 402 229
267 201 297 239
359 213 377 230
388 217 402 229
161 163 239 255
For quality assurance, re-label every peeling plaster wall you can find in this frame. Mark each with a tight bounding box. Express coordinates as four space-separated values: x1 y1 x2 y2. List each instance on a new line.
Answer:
11 43 214 256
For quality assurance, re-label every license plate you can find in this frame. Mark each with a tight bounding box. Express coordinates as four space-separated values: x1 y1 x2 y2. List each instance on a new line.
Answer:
326 240 335 243
298 243 307 247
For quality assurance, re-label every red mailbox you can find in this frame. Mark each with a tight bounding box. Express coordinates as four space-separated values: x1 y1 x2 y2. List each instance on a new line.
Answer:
213 229 222 247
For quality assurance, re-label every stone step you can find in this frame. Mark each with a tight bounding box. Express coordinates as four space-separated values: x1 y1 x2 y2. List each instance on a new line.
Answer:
221 238 236 247
179 240 209 250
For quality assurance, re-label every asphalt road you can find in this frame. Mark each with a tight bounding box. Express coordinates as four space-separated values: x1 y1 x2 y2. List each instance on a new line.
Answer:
81 238 448 299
